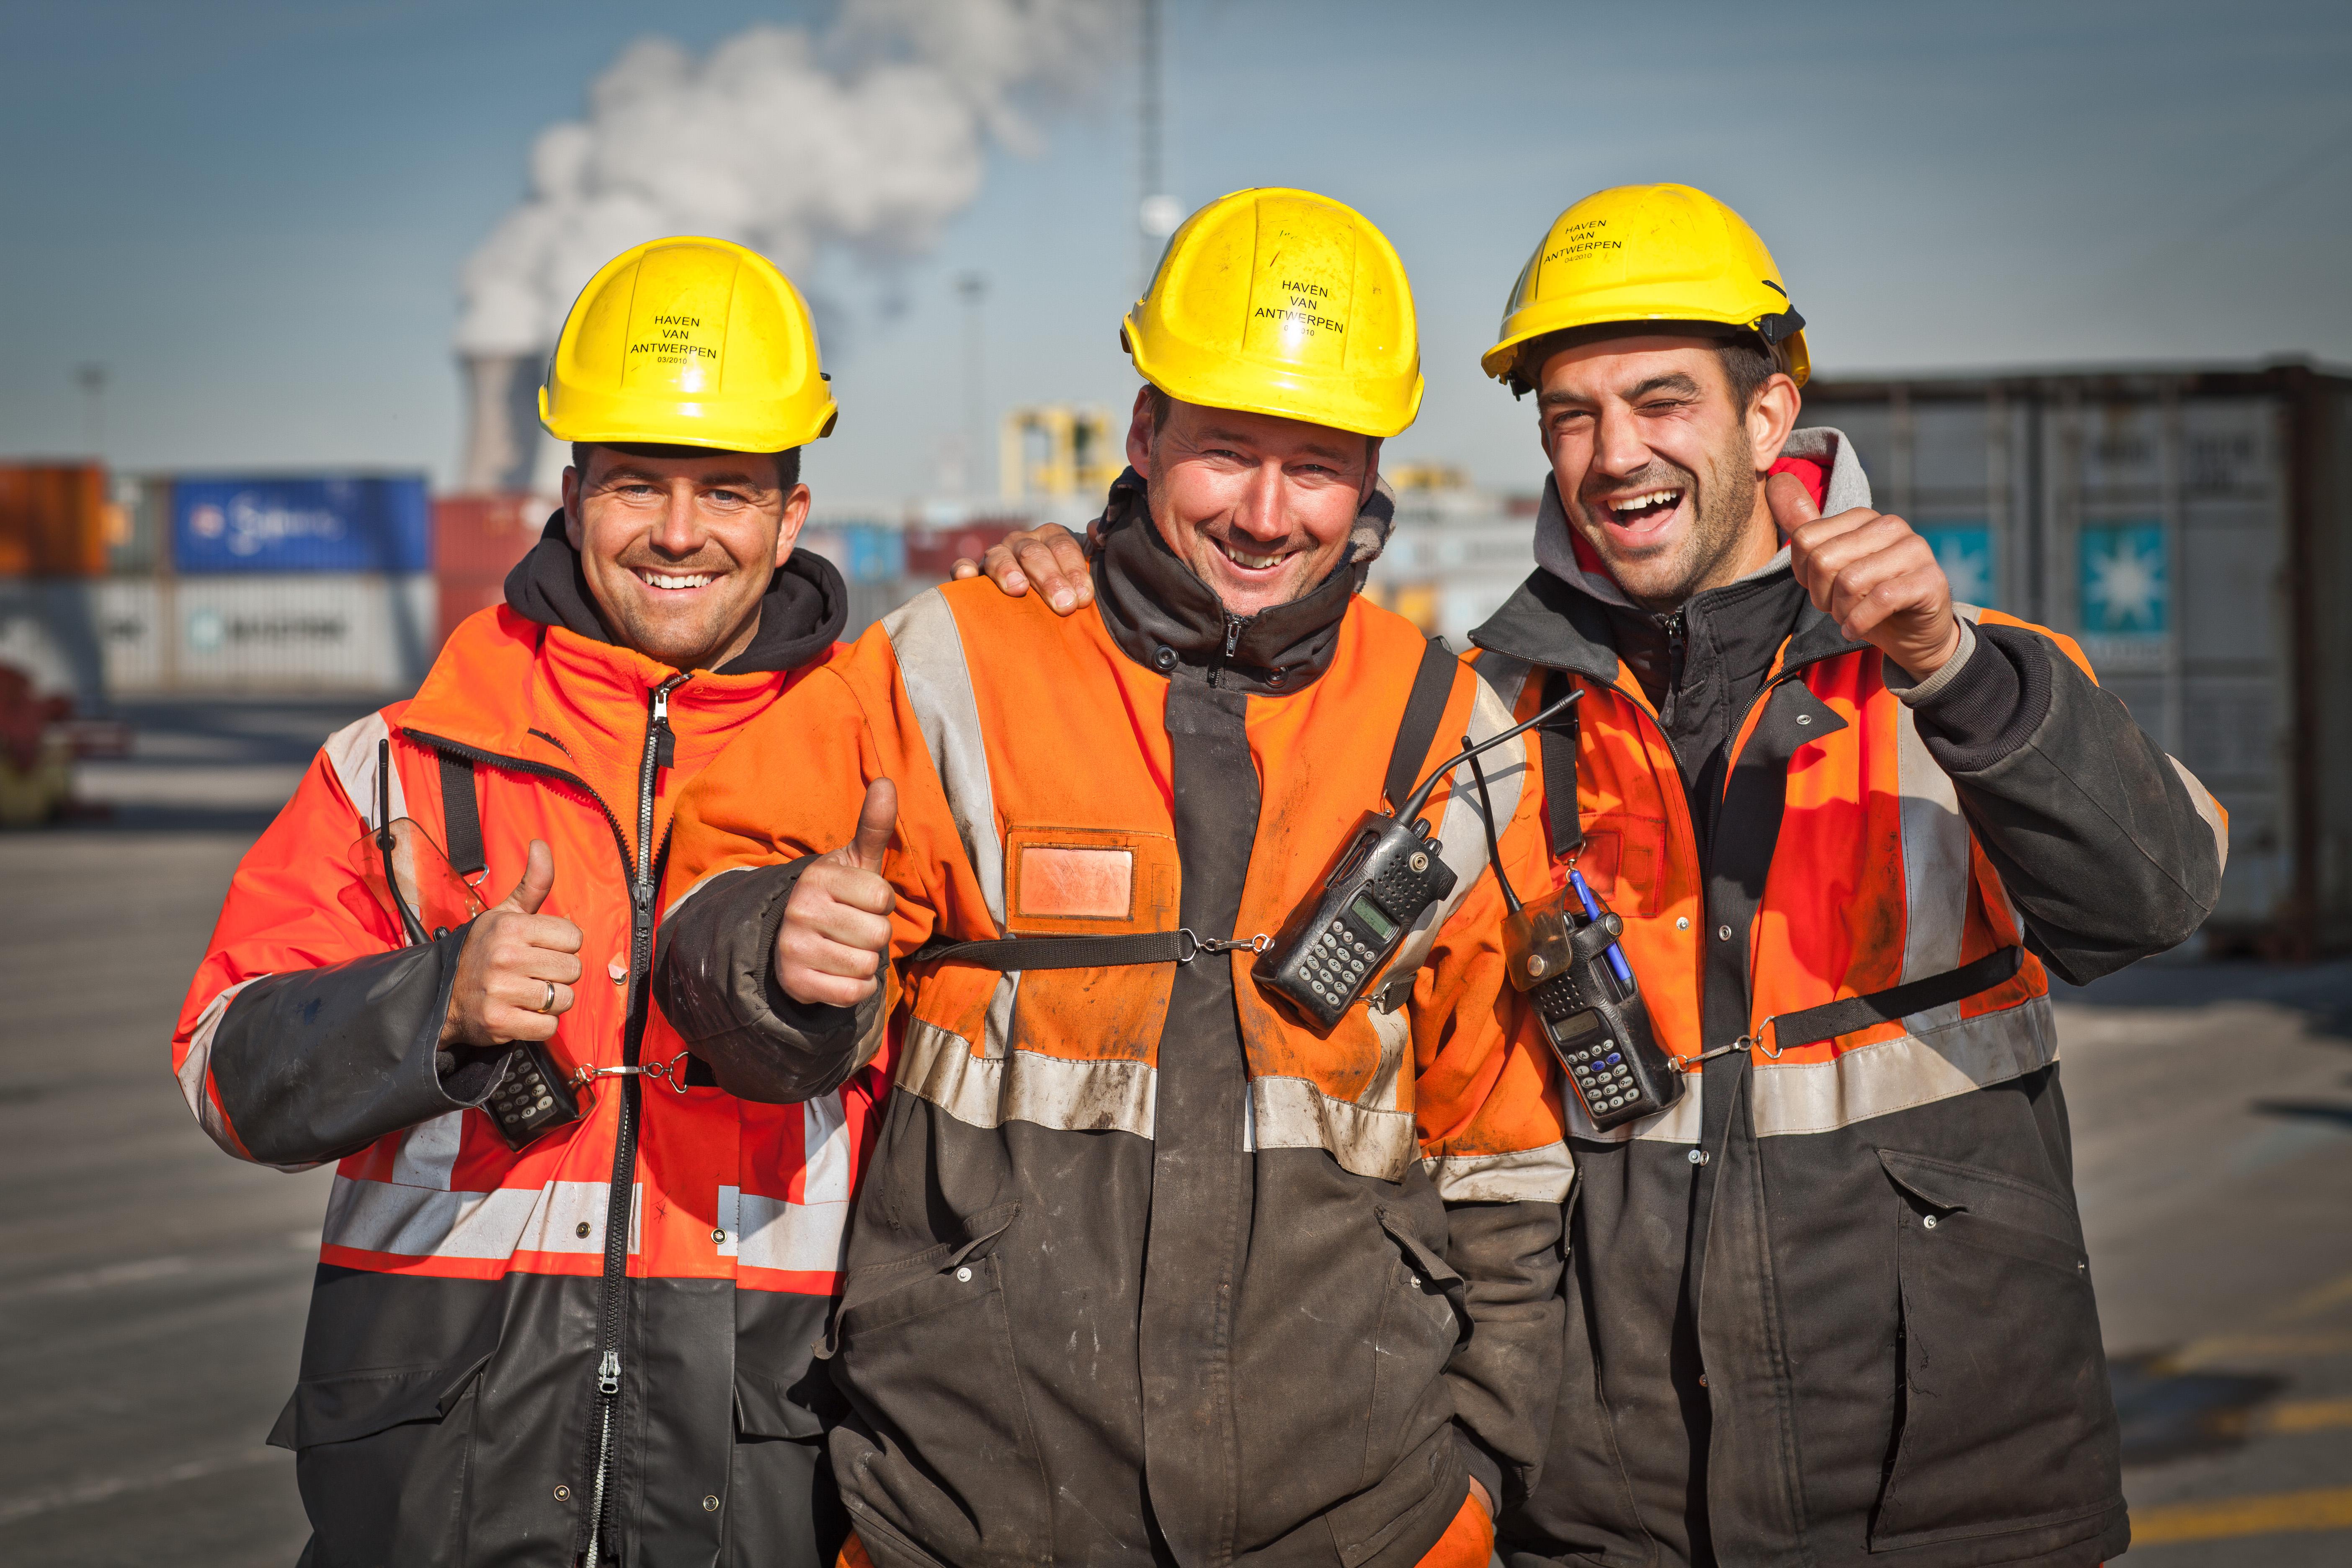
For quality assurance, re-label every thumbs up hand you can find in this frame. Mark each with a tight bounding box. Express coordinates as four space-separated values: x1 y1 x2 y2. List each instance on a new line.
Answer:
775 779 899 1008
443 839 586 1047
1769 472 1963 679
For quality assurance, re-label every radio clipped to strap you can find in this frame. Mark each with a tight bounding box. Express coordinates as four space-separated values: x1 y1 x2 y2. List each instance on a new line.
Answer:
1683 946 2025 1069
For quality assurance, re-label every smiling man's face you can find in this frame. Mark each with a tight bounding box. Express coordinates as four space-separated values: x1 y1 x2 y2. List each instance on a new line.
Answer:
1125 389 1377 618
562 446 810 671
1534 335 1799 612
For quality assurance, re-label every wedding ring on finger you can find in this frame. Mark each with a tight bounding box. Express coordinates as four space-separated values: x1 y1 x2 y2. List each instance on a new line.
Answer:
539 980 557 1014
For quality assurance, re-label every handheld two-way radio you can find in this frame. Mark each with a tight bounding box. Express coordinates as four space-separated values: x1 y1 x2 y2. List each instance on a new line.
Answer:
1256 685 1583 1029
1461 743 1682 1132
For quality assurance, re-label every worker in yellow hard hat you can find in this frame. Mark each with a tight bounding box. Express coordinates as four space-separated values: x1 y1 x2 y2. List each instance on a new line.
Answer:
952 181 2225 1568
1464 184 2223 1568
173 235 871 1568
652 188 1571 1568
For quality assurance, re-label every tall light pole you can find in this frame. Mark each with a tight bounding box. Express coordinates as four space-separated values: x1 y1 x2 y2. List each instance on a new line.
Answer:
957 272 988 501
1137 0 1179 294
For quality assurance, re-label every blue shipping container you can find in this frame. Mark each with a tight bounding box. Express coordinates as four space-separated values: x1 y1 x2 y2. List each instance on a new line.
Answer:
172 475 431 574
843 523 907 584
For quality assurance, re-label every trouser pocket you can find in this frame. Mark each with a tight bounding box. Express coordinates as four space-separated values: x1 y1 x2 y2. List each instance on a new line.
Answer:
826 1203 1048 1568
1870 1150 2121 1552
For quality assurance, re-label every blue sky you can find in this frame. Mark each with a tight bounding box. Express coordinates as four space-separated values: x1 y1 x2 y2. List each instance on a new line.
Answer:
5 0 2349 508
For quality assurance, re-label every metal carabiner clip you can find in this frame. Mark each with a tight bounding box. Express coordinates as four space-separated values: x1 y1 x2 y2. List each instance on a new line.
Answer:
1678 1017 1782 1073
1174 928 1272 964
571 1050 696 1096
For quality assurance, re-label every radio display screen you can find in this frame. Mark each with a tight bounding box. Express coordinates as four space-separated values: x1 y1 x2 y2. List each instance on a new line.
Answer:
1349 894 1398 944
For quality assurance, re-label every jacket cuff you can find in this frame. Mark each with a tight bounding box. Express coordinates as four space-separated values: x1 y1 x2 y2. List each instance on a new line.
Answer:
1452 1426 1504 1515
210 925 480 1166
654 858 877 1104
1884 618 1977 704
1908 622 2052 773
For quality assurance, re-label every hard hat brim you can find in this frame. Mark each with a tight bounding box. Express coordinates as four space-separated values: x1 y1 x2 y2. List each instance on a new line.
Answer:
1483 311 1810 392
540 384 838 454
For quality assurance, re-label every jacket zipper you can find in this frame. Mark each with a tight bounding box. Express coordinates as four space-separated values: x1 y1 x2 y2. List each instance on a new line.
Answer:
582 673 686 1568
1207 613 1244 687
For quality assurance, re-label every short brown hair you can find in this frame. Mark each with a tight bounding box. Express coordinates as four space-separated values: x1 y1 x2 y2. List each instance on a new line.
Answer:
1511 323 1787 410
572 441 801 490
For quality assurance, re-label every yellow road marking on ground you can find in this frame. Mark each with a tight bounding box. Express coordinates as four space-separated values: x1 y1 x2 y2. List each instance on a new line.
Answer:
2134 1485 2352 1545
2156 1331 2352 1371
2263 1396 2352 1434
2281 1268 2352 1321
2203 1396 2352 1438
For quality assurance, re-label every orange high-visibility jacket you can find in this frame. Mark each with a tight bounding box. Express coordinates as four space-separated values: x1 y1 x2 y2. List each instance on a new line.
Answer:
658 492 1573 1568
170 533 872 1567
1473 430 2228 1568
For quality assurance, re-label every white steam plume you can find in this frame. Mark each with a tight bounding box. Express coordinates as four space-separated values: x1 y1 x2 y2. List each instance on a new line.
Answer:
455 0 1117 356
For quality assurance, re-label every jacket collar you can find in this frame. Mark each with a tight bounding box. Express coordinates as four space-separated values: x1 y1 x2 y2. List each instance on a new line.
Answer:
399 518 843 794
501 511 847 676
1470 426 1872 681
1087 466 1396 694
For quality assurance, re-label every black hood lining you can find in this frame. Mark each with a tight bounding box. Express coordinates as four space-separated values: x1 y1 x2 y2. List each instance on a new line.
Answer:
1086 468 1371 693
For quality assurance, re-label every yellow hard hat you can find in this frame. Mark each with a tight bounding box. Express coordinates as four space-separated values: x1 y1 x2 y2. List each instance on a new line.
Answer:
540 236 836 453
1483 184 1809 393
1123 188 1423 438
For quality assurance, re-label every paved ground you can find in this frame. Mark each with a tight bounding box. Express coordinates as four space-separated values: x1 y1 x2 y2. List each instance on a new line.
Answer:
0 696 2347 1564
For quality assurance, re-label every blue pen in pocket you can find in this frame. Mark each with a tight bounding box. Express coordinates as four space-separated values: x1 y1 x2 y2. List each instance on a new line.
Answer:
1569 869 1635 993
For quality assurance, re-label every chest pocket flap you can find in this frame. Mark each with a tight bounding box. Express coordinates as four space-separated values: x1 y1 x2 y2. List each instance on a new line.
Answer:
1005 825 1179 937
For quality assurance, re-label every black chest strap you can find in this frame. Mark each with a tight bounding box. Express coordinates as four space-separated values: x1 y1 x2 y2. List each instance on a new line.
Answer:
438 750 487 877
917 638 1461 973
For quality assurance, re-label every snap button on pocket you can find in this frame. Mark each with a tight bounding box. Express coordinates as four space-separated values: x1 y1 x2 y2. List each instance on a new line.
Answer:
956 1266 974 1283
1922 1214 1939 1230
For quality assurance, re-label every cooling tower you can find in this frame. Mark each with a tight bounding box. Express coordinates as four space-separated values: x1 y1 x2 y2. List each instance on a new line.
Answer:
456 352 545 495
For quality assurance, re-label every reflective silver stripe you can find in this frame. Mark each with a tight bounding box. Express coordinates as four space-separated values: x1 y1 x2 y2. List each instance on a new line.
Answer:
176 977 312 1168
389 1112 464 1190
2170 755 2230 876
1423 1141 1576 1204
322 710 401 827
1749 995 2056 1139
898 1016 1156 1137
717 1187 850 1274
800 1092 852 1202
1359 1000 1412 1117
1249 1075 1418 1183
1893 699 1973 1042
320 1176 640 1259
882 589 1006 930
1385 672 1528 980
1471 651 1534 712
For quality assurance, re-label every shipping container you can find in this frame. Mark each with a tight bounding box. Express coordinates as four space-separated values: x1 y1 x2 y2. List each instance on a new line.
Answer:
172 473 431 575
904 518 1026 579
840 522 907 584
0 462 111 577
0 575 435 699
434 493 550 650
1804 360 2352 954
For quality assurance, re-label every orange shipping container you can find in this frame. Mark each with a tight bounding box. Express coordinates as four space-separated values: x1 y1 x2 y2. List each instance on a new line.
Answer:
0 464 110 577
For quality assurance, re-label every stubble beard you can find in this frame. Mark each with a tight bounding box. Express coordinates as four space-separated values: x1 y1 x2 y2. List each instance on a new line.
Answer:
1574 436 1762 614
